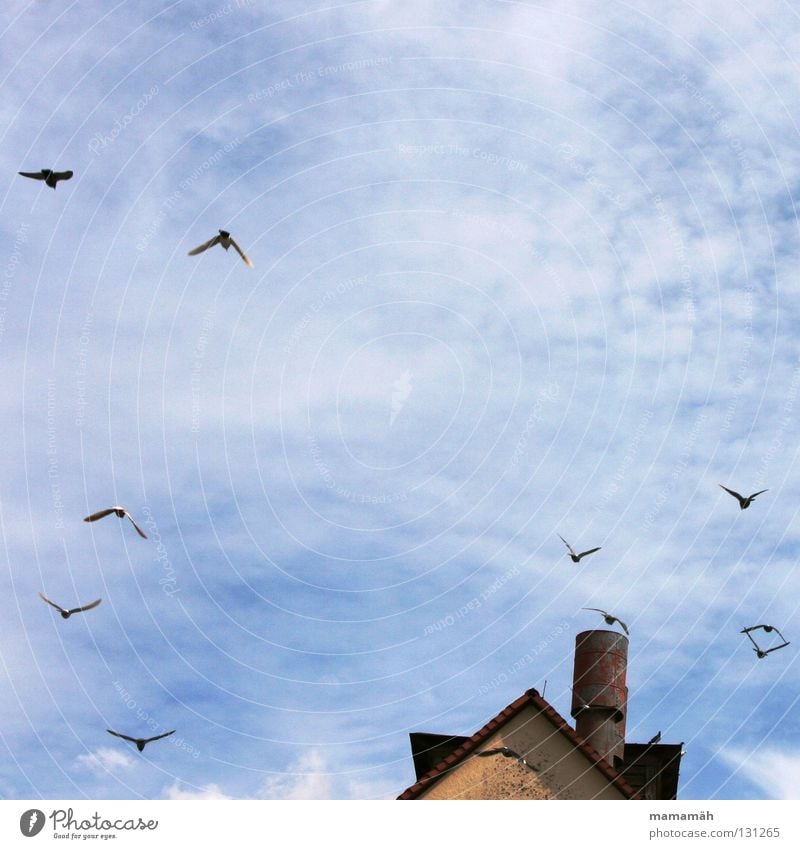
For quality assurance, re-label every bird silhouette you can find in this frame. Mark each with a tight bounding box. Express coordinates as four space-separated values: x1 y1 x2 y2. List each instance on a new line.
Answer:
719 485 768 510
188 230 253 267
647 731 662 745
84 507 147 539
477 747 537 771
18 169 73 189
582 607 629 635
106 729 175 752
559 535 601 563
39 592 101 619
741 624 790 659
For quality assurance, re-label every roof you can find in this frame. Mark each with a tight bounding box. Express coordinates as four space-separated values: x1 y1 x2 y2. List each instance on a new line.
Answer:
397 688 639 799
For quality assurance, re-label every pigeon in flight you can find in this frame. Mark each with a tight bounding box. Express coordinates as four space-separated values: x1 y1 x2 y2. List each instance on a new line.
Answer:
84 507 147 539
741 624 790 659
39 592 101 619
18 169 73 189
477 747 538 771
188 230 253 267
582 607 629 635
559 535 601 563
719 485 768 510
106 729 175 752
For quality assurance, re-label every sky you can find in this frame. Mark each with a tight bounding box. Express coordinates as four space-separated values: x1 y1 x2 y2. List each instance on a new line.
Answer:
1 0 799 802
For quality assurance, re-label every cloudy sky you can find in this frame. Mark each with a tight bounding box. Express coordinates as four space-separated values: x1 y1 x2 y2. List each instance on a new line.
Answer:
1 0 799 802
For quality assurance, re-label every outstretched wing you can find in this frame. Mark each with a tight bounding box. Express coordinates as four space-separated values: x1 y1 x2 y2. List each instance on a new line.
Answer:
582 607 609 616
18 171 46 180
577 547 601 559
615 617 630 635
53 170 73 182
144 730 176 744
558 535 576 557
188 234 221 256
229 237 254 268
71 598 102 615
749 489 768 499
84 508 118 523
719 484 743 501
38 592 66 614
124 512 148 539
107 729 137 744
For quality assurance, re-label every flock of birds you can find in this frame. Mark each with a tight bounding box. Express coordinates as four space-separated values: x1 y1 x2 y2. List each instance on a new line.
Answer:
19 155 259 754
19 153 788 778
561 483 790 659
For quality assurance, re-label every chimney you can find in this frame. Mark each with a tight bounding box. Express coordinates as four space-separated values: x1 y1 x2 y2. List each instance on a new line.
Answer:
571 629 628 766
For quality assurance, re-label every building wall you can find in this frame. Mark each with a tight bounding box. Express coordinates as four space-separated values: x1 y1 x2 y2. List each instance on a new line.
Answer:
419 708 629 800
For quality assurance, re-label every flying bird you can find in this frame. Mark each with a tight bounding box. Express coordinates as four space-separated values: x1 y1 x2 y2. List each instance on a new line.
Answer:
719 485 768 510
477 747 537 771
84 507 147 539
741 624 790 659
106 729 175 752
582 607 629 635
18 169 73 189
39 592 101 619
188 230 253 267
559 535 601 563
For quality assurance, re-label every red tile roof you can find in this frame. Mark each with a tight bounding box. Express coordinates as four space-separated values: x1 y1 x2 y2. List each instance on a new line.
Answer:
397 688 639 799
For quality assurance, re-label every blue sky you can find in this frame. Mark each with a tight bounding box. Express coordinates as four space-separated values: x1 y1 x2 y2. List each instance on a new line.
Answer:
1 0 799 800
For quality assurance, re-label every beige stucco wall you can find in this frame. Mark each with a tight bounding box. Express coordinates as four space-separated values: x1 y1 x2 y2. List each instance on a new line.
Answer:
419 707 628 800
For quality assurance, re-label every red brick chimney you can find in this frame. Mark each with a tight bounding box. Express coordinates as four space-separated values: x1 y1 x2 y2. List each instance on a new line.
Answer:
571 629 629 766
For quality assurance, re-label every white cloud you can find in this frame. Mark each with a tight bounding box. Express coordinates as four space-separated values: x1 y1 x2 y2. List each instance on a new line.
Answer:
74 747 135 774
164 782 232 800
719 747 800 800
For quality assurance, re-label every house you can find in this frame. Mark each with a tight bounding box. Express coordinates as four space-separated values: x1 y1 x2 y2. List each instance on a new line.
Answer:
398 629 683 799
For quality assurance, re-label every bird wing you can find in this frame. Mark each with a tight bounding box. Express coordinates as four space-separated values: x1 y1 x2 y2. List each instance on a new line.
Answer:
582 607 609 616
84 508 118 523
107 729 137 743
71 598 102 614
719 484 743 501
124 512 148 539
145 730 176 743
229 237 254 267
188 234 221 256
749 489 768 499
38 592 66 614
558 535 576 556
18 171 46 180
616 617 630 635
578 547 601 558
53 170 73 181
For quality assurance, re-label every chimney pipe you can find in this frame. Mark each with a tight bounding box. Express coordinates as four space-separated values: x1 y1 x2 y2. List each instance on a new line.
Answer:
571 629 628 765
